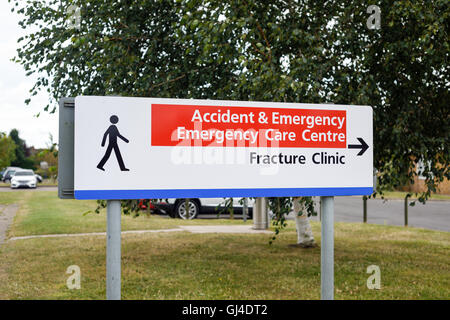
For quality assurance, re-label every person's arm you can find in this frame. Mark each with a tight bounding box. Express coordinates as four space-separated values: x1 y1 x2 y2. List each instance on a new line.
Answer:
118 132 129 143
101 129 109 147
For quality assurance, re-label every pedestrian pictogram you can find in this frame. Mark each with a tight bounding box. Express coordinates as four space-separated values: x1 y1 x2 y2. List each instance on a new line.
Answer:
97 115 130 171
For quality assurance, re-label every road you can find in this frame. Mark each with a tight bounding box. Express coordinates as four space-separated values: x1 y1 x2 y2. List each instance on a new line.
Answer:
307 197 450 232
0 187 448 231
192 196 449 232
0 186 57 192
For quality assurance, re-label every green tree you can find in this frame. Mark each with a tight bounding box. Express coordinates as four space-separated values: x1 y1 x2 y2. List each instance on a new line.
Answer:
10 0 449 240
32 134 59 179
9 129 34 169
326 1 449 200
0 132 16 169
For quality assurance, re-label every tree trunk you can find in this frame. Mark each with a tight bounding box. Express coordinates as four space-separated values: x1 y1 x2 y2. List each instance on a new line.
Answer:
293 197 316 247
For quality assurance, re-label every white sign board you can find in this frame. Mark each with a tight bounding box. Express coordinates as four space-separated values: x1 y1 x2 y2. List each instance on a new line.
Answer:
74 96 373 199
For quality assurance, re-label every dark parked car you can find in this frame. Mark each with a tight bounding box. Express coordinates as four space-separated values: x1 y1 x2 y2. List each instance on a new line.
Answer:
35 174 43 183
1 167 22 183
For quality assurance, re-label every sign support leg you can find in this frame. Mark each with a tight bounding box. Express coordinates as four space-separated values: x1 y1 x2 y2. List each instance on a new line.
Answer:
107 200 121 300
320 196 334 300
363 195 368 223
253 198 268 230
404 195 409 227
243 198 248 222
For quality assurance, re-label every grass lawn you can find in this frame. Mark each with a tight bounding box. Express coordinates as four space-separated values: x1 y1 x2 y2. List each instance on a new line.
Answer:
6 191 244 237
0 191 449 300
0 192 25 205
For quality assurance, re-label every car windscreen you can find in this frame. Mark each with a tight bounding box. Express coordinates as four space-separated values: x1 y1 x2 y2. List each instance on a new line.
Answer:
14 171 34 176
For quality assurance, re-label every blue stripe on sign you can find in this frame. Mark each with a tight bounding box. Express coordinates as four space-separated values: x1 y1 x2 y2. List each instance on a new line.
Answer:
74 187 374 200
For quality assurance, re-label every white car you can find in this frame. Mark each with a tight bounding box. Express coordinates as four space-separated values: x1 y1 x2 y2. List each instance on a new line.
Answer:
10 170 37 189
153 198 255 220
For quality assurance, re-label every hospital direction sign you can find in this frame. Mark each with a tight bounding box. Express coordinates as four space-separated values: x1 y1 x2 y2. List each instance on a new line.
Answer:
74 96 373 200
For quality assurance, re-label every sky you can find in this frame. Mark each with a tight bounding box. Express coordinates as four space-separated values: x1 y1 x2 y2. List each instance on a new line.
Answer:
0 1 58 149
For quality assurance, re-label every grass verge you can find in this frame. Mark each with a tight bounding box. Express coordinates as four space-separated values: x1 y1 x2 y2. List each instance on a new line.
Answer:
0 222 448 299
5 191 245 237
0 191 25 205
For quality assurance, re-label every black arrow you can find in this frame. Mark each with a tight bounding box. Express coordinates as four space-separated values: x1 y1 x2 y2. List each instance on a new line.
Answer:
348 137 369 156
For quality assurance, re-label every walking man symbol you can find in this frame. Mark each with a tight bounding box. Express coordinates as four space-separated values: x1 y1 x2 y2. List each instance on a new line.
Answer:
97 115 130 171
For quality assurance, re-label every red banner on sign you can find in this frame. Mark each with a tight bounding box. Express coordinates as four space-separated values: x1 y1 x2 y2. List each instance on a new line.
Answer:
151 104 346 148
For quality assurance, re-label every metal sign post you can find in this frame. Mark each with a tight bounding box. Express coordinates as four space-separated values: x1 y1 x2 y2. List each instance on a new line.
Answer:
106 200 121 300
243 197 248 222
320 196 334 300
253 198 269 230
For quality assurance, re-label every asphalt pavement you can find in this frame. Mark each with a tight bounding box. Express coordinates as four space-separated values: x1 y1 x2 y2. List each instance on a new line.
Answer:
308 196 450 232
0 186 57 192
196 197 449 232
